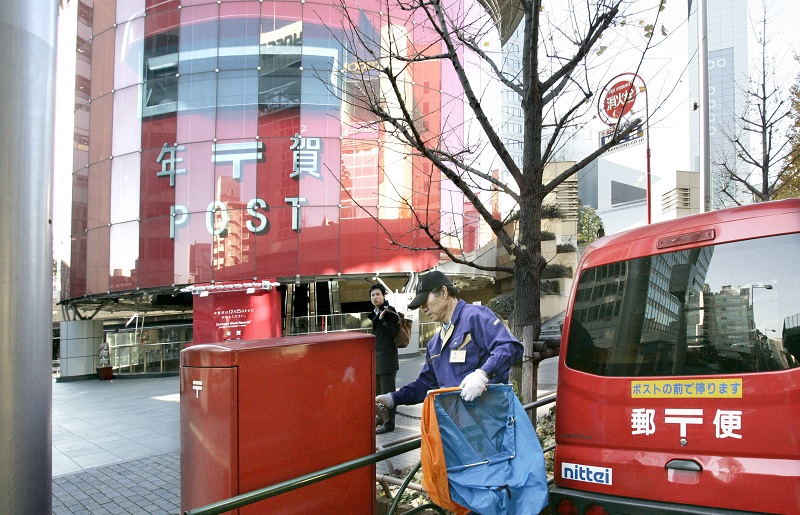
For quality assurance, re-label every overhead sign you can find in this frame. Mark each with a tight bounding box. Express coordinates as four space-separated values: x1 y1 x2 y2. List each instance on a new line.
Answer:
603 81 637 120
598 127 644 154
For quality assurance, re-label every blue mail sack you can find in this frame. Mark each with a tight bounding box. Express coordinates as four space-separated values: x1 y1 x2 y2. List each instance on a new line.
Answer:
422 384 549 515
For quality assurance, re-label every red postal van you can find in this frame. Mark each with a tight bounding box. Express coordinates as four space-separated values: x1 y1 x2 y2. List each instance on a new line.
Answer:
550 199 800 514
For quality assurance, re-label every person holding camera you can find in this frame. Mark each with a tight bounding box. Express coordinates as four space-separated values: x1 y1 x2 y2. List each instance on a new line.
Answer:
368 283 400 434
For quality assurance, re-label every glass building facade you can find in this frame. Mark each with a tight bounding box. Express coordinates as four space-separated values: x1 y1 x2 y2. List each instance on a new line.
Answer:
65 0 487 302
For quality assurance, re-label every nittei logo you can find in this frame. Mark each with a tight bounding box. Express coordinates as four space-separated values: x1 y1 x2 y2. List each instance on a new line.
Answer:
561 462 612 485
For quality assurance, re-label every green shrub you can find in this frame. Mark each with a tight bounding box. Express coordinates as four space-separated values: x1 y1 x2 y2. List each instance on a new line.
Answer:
541 230 556 241
540 280 560 295
556 243 576 253
487 294 514 320
536 406 556 477
541 263 572 279
541 204 564 220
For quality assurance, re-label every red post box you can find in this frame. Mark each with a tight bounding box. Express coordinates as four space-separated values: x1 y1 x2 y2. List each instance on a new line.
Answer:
180 333 376 514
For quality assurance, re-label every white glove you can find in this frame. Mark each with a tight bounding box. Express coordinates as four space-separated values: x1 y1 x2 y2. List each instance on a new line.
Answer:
460 369 489 401
376 393 395 410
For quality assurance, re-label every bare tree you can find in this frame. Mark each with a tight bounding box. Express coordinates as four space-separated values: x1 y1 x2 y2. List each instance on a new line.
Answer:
326 0 668 338
775 55 800 199
714 2 795 205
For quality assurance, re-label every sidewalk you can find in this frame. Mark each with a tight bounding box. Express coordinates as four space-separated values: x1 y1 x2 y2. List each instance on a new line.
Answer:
52 376 181 514
51 354 557 514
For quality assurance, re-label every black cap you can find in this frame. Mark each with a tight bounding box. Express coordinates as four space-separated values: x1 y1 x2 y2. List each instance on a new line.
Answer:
408 271 453 310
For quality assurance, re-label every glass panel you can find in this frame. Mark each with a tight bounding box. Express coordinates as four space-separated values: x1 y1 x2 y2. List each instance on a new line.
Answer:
566 234 800 376
69 231 87 298
256 133 299 207
213 139 259 198
300 69 338 110
114 17 144 90
173 209 214 285
145 0 179 16
71 168 89 235
142 27 179 118
178 0 216 6
218 3 261 71
215 72 259 140
117 0 145 24
210 207 257 282
87 160 111 230
302 6 342 101
177 71 217 113
109 221 140 291
110 152 141 224
86 225 110 295
259 14 302 113
88 93 113 165
298 206 339 275
178 4 219 75
341 61 381 135
208 134 261 282
92 1 116 37
339 206 379 274
217 69 259 108
75 40 92 109
255 204 298 279
377 208 416 272
91 29 116 98
141 111 177 152
139 144 177 221
174 141 215 215
139 215 176 288
112 85 142 156
296 134 339 203
340 137 379 216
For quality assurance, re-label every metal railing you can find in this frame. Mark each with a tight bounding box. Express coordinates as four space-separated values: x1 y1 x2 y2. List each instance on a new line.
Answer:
108 341 189 374
184 392 557 515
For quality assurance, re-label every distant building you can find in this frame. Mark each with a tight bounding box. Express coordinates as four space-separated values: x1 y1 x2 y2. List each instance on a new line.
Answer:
661 171 701 220
688 0 750 208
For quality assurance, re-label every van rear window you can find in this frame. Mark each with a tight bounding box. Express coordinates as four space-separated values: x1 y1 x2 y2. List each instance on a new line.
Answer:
566 233 800 377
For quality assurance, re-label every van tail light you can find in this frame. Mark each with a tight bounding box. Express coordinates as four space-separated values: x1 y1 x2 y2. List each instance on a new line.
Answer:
584 504 609 515
556 499 579 515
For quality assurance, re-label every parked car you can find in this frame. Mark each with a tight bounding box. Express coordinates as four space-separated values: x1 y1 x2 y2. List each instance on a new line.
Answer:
550 199 800 514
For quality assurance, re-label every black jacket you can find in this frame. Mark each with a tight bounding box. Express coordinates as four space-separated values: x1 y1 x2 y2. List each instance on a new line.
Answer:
368 302 400 374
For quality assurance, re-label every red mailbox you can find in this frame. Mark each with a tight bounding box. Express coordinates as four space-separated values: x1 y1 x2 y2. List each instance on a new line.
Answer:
180 333 376 514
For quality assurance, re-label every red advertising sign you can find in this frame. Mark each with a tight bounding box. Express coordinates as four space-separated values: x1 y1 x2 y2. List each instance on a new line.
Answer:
192 286 282 345
603 81 637 120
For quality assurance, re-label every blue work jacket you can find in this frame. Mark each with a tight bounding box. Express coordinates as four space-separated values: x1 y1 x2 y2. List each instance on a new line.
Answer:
393 300 523 406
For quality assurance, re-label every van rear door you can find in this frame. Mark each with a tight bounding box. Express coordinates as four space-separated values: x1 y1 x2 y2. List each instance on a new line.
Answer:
552 201 800 514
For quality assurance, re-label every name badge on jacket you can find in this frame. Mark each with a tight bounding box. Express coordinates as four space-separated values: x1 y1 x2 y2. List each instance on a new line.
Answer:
450 350 466 363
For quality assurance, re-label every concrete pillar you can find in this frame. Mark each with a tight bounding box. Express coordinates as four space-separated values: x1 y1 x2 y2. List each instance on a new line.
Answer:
0 0 57 513
59 320 104 379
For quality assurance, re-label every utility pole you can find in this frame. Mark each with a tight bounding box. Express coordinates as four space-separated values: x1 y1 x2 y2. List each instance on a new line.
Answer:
0 1 57 513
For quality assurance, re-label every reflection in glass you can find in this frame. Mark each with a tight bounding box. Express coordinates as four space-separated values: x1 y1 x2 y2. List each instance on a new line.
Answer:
109 221 140 291
567 234 800 376
177 72 217 112
178 4 219 75
114 17 144 90
110 153 141 224
112 86 142 156
143 29 179 117
218 4 261 71
86 225 110 295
